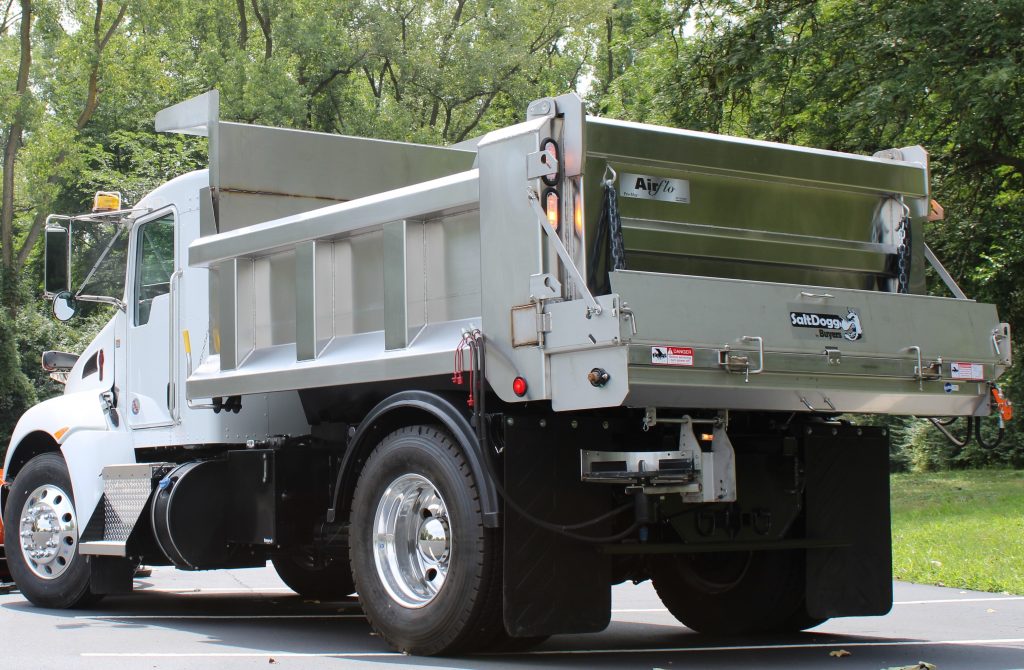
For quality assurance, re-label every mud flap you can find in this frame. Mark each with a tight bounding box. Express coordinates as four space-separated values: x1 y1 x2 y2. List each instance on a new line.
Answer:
804 426 892 618
502 415 612 637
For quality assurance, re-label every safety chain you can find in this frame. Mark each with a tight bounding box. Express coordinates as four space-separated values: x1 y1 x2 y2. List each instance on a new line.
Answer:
895 212 911 294
588 167 627 295
605 180 626 273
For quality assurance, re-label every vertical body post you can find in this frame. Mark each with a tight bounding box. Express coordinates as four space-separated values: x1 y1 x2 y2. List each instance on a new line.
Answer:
383 220 409 351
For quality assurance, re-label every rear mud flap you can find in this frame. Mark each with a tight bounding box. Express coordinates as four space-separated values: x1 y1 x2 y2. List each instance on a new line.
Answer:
502 415 612 637
804 427 892 618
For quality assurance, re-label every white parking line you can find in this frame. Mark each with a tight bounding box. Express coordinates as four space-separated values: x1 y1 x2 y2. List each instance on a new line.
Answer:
81 637 1024 658
894 597 1024 605
135 587 294 593
517 638 1024 656
611 597 1024 614
82 652 400 658
75 614 364 620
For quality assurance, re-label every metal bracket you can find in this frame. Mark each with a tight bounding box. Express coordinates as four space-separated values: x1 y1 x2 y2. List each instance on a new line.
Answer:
992 324 1012 365
620 301 637 336
526 149 559 180
924 244 968 300
824 346 842 366
679 414 736 503
527 187 601 316
529 273 562 301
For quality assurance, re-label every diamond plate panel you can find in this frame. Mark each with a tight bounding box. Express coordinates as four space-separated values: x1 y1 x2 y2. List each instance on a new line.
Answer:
100 464 170 543
103 478 151 542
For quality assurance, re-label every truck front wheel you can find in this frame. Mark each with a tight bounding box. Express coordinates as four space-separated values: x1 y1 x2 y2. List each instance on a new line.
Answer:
349 425 501 655
650 550 825 635
3 453 100 608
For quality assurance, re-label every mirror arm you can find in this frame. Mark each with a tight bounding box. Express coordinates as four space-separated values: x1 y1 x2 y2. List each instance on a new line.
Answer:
75 294 127 312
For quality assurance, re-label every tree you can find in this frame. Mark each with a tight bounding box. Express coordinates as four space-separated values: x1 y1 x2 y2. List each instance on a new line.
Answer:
1 0 33 305
595 0 1024 466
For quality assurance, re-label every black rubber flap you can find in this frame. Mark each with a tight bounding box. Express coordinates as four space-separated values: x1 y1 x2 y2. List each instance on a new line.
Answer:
502 416 612 637
804 428 893 618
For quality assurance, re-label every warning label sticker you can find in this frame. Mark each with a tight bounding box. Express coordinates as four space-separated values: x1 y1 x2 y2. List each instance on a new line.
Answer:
652 346 694 366
950 362 984 380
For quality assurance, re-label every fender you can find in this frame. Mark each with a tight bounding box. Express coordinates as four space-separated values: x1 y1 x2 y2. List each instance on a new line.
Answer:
60 429 135 529
328 390 500 528
4 390 132 528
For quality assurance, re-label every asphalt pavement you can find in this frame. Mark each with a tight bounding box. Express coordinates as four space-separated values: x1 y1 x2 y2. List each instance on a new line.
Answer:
2 566 1022 669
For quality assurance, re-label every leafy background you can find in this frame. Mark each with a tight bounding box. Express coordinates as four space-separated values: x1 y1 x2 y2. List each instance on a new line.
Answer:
1 0 1022 469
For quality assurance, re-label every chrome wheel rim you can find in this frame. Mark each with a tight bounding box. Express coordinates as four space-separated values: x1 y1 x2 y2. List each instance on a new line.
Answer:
372 474 451 608
19 484 78 580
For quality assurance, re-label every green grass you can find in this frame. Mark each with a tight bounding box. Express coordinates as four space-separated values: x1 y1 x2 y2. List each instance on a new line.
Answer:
890 470 1024 594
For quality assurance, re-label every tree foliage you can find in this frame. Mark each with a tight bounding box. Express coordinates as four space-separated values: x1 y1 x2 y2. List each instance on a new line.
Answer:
1 0 1023 467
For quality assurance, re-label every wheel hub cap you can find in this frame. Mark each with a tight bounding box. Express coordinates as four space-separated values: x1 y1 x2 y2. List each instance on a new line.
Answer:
19 484 78 580
373 474 452 608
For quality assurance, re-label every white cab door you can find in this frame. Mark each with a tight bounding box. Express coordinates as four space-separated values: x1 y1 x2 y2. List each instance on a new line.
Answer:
126 210 177 428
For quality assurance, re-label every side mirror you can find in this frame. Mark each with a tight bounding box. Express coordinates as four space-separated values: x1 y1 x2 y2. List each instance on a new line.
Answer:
44 224 70 296
52 290 78 322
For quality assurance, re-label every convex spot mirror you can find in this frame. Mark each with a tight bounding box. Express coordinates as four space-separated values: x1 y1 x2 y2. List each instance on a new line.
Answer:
52 291 78 322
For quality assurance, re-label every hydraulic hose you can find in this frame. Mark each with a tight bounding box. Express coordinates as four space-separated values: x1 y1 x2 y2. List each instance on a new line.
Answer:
974 417 1005 450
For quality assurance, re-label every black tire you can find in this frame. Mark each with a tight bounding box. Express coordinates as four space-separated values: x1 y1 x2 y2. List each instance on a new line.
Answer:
349 425 502 655
3 453 101 608
272 550 355 600
650 550 826 635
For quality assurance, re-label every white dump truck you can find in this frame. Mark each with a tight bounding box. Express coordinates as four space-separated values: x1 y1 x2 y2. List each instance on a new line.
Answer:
2 91 1011 655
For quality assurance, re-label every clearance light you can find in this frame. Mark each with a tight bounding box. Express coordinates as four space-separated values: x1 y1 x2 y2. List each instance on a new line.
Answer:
512 377 528 397
540 138 559 186
544 188 559 231
700 433 714 442
574 192 583 237
54 426 69 441
92 191 122 212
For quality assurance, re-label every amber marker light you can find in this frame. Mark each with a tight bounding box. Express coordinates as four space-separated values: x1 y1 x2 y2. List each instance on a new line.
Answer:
92 191 121 212
574 192 583 237
544 188 559 231
53 426 69 441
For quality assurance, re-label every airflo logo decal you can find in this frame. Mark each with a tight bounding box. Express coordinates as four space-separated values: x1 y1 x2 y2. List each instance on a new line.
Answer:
619 172 690 204
788 307 863 342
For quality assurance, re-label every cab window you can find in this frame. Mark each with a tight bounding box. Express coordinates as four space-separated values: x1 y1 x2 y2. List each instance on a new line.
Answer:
133 214 175 326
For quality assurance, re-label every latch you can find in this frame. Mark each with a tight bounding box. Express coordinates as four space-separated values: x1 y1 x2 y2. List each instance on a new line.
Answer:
823 346 842 366
718 336 764 383
908 345 942 390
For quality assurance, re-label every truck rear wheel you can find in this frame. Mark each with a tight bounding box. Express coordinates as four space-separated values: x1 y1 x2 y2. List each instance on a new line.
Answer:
3 453 100 608
271 550 355 600
650 550 825 635
349 425 501 655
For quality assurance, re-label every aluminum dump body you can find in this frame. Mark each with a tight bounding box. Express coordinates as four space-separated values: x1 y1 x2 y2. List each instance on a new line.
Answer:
166 92 1008 417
